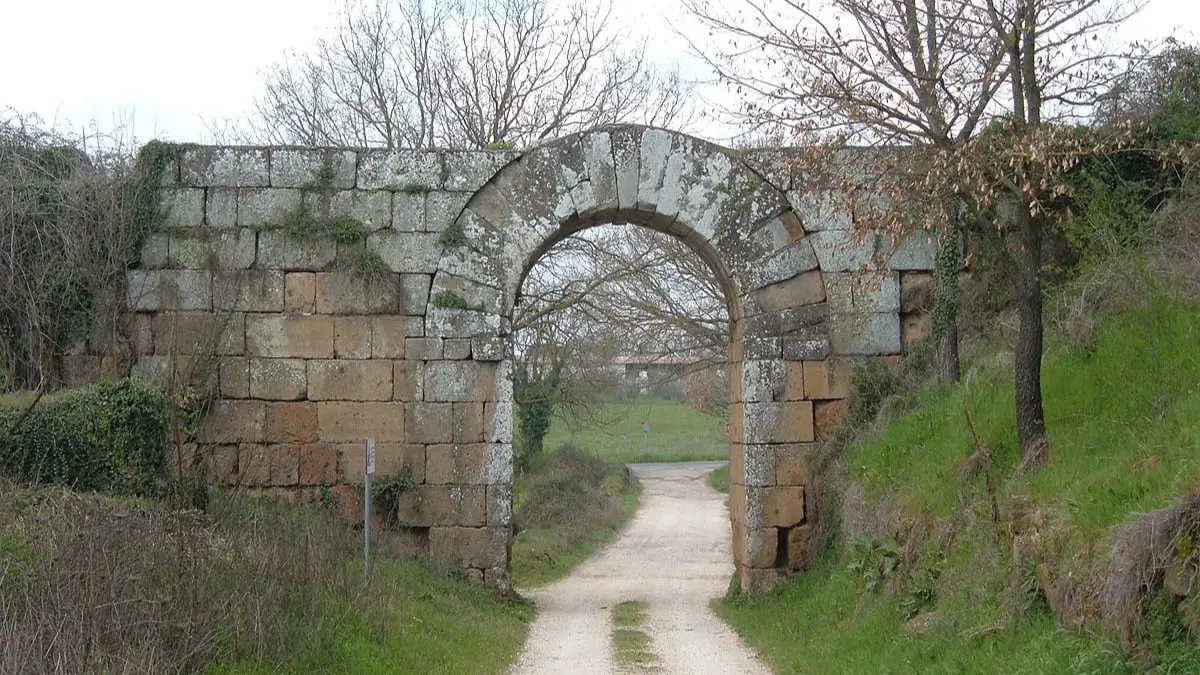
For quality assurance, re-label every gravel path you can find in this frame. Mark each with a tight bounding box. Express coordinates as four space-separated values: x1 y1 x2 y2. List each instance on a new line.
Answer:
511 462 772 675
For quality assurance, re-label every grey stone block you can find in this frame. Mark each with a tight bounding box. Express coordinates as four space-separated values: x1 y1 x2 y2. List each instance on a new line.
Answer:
237 188 302 227
889 229 936 270
270 148 356 189
358 150 442 190
392 191 426 232
181 147 269 187
162 189 205 228
330 190 392 231
368 231 441 275
425 191 471 233
829 312 901 355
206 188 238 227
257 230 336 271
441 151 517 192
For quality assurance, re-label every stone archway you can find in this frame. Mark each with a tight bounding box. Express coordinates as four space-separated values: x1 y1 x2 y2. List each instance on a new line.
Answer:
428 125 829 592
118 127 928 594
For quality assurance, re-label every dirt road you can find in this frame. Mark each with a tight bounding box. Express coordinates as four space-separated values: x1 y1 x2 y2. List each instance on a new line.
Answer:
511 462 772 675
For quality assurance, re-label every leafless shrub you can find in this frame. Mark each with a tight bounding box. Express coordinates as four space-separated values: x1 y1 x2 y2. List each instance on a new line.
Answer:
0 110 147 392
0 480 365 673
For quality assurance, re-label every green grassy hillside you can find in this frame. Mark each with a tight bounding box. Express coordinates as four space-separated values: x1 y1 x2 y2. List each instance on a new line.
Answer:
717 297 1200 673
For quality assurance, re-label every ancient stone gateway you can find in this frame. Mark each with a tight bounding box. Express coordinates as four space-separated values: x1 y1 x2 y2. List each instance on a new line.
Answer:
123 125 934 592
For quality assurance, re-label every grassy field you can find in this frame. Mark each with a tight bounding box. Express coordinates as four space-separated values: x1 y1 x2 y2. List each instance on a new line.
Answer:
715 297 1200 673
542 397 728 464
511 447 643 587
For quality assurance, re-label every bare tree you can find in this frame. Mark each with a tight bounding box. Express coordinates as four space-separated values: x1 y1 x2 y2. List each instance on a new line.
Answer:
254 0 692 149
686 0 1013 384
689 0 1152 469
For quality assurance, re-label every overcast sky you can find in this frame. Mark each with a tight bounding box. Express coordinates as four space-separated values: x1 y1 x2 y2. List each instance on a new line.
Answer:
3 0 1197 146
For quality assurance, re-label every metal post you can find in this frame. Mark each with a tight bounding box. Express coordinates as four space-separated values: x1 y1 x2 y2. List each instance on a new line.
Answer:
364 437 375 579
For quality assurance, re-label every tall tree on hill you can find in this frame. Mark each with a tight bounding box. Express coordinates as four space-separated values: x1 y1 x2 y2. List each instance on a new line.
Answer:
689 0 1150 469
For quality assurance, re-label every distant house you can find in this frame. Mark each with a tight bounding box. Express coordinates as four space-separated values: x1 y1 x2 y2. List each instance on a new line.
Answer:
611 354 703 399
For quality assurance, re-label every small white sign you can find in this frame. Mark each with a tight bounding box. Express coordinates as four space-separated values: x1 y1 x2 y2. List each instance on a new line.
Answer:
365 437 376 475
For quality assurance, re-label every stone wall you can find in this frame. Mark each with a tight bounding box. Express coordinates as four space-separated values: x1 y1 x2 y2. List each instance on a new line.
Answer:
115 126 935 591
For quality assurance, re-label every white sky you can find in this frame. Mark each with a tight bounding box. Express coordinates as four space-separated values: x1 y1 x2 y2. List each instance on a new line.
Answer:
2 0 1197 146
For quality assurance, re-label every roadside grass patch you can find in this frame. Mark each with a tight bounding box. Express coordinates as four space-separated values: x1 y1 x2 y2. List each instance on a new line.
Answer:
511 445 642 587
707 464 730 494
715 298 1200 672
542 397 727 464
611 600 658 671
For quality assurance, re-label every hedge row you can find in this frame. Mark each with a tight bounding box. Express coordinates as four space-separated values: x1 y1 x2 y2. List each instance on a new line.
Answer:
0 378 170 496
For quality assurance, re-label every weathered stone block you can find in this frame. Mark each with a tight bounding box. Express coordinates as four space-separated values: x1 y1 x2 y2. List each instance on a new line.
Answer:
249 358 307 400
257 230 336 271
331 316 372 359
890 230 936 269
425 308 502 339
358 150 443 191
740 359 786 403
368 231 441 274
829 312 901 355
126 270 212 312
298 443 339 484
808 230 880 272
742 445 776 487
341 442 424 483
313 272 400 315
330 190 392 230
214 270 284 312
198 400 266 444
789 190 852 232
744 401 815 444
236 443 298 487
744 240 820 292
405 337 443 361
755 271 826 313
444 338 471 360
161 189 205 228
452 402 485 443
206 188 238 227
774 444 813 487
392 191 426 232
814 399 848 439
782 336 831 361
307 359 393 401
399 274 432 315
429 525 493 567
759 485 805 528
824 271 900 313
471 336 506 361
182 147 269 187
782 361 805 401
317 401 405 442
441 151 517 192
487 484 512 527
153 311 244 356
284 272 317 312
425 191 472 233
423 360 486 402
270 148 356 189
140 234 169 268
370 317 412 358
246 314 335 358
265 402 319 444
803 359 853 400
485 443 512 484
219 357 250 398
237 188 302 227
786 524 813 569
406 402 452 444
426 443 487 485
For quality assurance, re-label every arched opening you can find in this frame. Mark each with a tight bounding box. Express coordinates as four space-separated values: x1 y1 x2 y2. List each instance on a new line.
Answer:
428 125 827 592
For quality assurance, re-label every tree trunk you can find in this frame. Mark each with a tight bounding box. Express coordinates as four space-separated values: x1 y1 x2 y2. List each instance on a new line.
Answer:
932 202 963 384
1013 201 1048 471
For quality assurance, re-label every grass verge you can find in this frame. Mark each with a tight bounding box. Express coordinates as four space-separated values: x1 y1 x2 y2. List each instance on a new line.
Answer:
512 446 642 587
0 482 532 673
543 397 727 464
707 464 730 494
715 296 1200 673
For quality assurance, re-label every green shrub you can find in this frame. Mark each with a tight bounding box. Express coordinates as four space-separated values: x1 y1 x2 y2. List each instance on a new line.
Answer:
0 378 170 495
